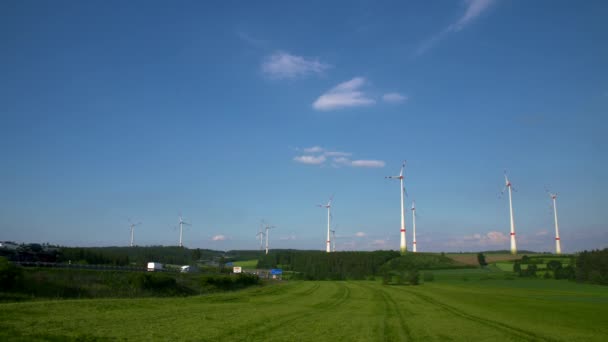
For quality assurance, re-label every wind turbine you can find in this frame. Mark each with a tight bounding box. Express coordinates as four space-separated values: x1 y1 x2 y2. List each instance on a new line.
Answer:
128 220 142 247
317 195 334 253
256 222 266 251
501 172 517 255
386 161 407 254
547 190 562 255
411 201 417 253
330 229 336 252
178 213 191 248
264 222 276 255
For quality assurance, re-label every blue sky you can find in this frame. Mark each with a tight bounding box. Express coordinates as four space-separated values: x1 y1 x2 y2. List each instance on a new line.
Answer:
1 0 606 252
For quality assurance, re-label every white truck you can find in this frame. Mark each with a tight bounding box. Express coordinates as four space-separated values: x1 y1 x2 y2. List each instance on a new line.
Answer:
147 262 163 272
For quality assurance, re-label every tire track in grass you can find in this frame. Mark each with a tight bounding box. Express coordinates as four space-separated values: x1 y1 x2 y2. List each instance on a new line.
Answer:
354 282 413 341
407 289 556 342
216 282 351 341
381 290 413 341
241 282 350 340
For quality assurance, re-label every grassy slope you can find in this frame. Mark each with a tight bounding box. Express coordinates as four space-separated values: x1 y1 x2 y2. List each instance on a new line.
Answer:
446 253 522 265
1 269 607 341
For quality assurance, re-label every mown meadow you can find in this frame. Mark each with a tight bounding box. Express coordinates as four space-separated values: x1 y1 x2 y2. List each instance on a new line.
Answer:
1 267 607 341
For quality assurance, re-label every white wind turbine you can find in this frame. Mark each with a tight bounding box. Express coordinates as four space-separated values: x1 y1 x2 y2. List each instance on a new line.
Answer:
386 161 407 254
411 201 417 252
317 195 334 253
128 219 142 247
501 172 517 255
547 190 562 255
256 221 266 251
177 213 191 247
264 222 276 255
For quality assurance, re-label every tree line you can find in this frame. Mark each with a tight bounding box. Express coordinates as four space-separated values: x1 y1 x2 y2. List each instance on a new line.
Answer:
257 250 400 280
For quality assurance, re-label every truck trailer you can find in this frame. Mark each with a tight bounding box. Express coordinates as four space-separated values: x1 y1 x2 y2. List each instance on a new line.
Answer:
147 262 163 272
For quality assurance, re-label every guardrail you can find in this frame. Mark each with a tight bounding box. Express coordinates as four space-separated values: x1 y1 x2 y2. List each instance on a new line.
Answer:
12 261 148 272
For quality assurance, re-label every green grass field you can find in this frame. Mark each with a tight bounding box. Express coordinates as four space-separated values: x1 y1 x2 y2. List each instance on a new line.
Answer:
1 268 607 341
232 259 259 268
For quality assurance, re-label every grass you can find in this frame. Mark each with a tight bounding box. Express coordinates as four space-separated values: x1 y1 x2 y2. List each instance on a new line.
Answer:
1 268 607 341
231 259 259 268
446 253 521 265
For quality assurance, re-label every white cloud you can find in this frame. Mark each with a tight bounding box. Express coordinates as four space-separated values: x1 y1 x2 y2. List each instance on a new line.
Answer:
382 92 408 104
535 230 549 237
312 77 376 111
447 231 508 248
451 0 495 32
212 235 226 241
416 0 495 55
237 31 268 48
351 160 386 168
262 51 330 80
324 151 352 157
293 146 384 168
293 155 326 165
303 146 324 153
371 239 388 248
355 232 367 237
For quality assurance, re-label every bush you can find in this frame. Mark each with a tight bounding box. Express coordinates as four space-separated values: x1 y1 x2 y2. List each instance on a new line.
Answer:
513 262 521 273
575 249 608 285
547 260 562 272
477 253 487 267
423 272 434 282
408 269 420 285
555 265 575 280
0 257 22 290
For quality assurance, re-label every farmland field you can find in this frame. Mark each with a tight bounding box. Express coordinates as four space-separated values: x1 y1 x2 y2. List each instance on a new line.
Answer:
1 269 607 341
446 253 522 265
231 259 259 268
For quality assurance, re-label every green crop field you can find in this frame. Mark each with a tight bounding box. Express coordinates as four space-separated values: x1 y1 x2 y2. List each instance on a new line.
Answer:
1 269 607 341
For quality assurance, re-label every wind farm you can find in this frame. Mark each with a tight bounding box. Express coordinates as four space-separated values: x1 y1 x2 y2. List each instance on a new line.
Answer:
1 1 606 341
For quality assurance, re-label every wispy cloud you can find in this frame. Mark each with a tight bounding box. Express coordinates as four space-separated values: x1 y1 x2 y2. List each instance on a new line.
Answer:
370 239 389 248
262 51 330 80
355 232 367 237
312 77 375 111
237 31 269 48
382 92 408 104
351 160 386 168
303 146 324 153
293 155 326 165
292 146 384 168
279 234 297 241
416 0 496 55
212 234 227 241
446 230 508 248
451 0 495 32
324 151 352 157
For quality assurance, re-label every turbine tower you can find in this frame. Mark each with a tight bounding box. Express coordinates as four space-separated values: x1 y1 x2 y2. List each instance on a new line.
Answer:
128 220 141 247
256 222 265 251
317 195 333 253
330 229 336 252
178 213 191 247
411 201 417 253
502 173 517 255
548 191 562 255
386 161 407 254
264 222 276 255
